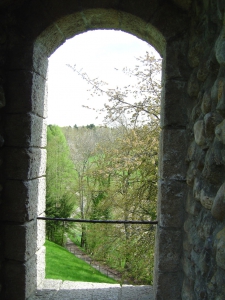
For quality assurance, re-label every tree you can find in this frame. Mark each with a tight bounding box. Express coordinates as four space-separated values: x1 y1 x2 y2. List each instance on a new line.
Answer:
46 125 77 245
85 121 158 283
86 123 95 129
67 51 161 284
67 51 161 128
62 125 115 248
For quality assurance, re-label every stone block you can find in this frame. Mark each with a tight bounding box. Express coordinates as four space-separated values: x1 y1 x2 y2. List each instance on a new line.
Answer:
165 38 190 80
212 182 225 221
54 13 86 41
8 41 48 78
37 178 46 217
199 188 214 210
183 234 193 252
35 23 65 58
154 270 182 300
7 43 34 71
193 177 202 201
185 189 201 216
186 141 205 170
6 70 47 117
159 128 188 180
215 27 225 66
201 90 212 114
216 84 225 117
36 246 45 287
197 60 210 82
161 80 188 128
197 212 217 240
215 119 225 145
150 1 189 41
41 279 62 290
119 11 164 55
4 255 37 300
182 277 195 300
5 147 46 180
186 161 196 186
158 179 186 228
204 112 222 144
37 213 45 251
183 253 195 279
193 120 207 148
155 227 182 272
191 101 202 124
188 39 203 68
202 141 225 185
4 220 37 261
5 113 47 147
1 177 45 222
211 77 225 103
187 71 199 97
216 228 225 270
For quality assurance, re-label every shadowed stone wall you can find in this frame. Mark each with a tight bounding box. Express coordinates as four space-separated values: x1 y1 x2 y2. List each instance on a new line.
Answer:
183 1 225 299
0 0 224 299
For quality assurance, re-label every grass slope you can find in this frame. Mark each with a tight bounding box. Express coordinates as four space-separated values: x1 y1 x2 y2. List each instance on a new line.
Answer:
45 240 117 284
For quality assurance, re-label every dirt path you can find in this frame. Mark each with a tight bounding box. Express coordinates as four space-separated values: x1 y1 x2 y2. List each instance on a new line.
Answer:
65 240 125 282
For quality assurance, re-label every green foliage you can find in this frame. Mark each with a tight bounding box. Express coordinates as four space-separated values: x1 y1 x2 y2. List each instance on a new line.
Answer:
45 240 117 283
46 125 77 245
86 123 95 129
84 125 157 284
64 51 161 284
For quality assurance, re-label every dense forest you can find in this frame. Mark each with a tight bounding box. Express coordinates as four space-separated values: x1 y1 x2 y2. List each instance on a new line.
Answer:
46 52 161 284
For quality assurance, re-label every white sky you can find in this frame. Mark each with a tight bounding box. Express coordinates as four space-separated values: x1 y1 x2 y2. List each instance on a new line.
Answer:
47 30 159 127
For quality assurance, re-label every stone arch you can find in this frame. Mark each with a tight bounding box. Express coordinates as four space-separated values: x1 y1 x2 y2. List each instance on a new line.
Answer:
2 2 191 299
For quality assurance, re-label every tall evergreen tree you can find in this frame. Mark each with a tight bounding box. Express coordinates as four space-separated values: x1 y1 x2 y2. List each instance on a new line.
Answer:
46 125 77 245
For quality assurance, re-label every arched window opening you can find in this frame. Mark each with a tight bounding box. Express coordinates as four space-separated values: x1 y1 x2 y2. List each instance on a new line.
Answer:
43 30 161 288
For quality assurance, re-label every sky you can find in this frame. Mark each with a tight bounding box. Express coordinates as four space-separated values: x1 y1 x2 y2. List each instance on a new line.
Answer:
47 30 159 127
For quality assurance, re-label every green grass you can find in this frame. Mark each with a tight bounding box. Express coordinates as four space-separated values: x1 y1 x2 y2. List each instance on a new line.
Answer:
45 240 117 284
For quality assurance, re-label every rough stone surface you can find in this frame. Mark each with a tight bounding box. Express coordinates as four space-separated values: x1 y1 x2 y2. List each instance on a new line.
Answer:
159 128 188 180
155 227 182 273
160 80 188 128
211 182 225 221
37 213 45 251
154 270 183 300
6 70 48 117
194 120 206 148
5 147 46 180
4 220 37 261
4 255 37 300
215 119 225 144
158 179 186 228
36 246 46 288
0 177 46 222
5 113 47 148
215 228 225 270
29 280 154 300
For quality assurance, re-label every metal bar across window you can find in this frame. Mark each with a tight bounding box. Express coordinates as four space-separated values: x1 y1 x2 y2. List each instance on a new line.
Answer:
37 216 158 225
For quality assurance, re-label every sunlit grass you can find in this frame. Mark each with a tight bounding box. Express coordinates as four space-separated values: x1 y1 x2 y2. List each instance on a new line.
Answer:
45 240 117 283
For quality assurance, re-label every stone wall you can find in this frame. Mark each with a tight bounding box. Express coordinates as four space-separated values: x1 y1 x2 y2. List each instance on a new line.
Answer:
0 4 48 298
0 52 47 298
183 1 225 299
